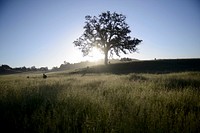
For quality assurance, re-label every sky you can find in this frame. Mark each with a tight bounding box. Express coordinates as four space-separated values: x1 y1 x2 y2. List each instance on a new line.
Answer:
0 0 200 68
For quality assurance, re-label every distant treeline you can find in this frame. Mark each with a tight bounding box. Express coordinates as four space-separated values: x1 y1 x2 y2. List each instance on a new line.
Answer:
52 61 93 71
0 65 48 74
52 58 135 71
0 58 136 74
0 61 94 74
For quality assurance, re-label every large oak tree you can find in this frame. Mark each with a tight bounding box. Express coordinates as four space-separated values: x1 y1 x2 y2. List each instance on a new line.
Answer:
74 11 142 65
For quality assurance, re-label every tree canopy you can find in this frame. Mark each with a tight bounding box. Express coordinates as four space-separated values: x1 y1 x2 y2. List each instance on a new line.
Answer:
74 11 142 65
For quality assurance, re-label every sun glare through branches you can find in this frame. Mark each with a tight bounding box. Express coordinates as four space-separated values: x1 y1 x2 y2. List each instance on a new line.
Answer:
88 47 104 62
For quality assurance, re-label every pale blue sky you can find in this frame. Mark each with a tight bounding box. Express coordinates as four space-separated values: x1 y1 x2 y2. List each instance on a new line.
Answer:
0 0 200 68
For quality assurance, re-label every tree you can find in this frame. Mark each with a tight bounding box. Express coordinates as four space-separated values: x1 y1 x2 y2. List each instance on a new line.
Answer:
39 67 48 71
1 65 12 70
74 11 142 65
31 66 36 71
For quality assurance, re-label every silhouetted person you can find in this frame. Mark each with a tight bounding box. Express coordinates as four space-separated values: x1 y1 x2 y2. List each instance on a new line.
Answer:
43 73 47 79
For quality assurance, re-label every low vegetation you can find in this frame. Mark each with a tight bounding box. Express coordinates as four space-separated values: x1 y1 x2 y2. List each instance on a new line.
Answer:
0 71 200 132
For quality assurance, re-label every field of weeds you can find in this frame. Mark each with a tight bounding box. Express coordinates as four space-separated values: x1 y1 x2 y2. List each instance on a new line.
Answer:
0 72 200 132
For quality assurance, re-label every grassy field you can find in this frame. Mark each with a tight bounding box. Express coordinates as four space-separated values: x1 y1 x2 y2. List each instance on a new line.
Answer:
0 70 200 132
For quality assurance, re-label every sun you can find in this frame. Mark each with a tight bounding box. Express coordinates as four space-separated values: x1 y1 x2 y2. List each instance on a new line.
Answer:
88 47 104 62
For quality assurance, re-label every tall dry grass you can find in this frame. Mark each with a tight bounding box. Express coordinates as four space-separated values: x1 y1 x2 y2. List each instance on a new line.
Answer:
0 72 200 132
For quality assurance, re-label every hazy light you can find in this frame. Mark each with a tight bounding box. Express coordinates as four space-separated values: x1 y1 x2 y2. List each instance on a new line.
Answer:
87 47 104 62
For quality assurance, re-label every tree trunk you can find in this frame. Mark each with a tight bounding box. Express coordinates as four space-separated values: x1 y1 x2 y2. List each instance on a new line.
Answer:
104 50 108 65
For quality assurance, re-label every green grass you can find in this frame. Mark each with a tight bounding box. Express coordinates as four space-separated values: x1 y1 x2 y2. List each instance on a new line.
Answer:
0 72 200 132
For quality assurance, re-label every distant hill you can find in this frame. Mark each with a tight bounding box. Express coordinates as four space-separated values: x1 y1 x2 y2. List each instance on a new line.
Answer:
2 58 200 75
0 65 19 74
53 58 137 71
70 58 200 74
0 65 48 75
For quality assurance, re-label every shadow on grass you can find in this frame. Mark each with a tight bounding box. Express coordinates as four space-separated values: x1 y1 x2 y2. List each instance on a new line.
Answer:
0 84 61 133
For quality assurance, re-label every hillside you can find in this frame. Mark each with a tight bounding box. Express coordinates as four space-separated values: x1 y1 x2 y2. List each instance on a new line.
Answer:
1 58 200 75
71 58 200 74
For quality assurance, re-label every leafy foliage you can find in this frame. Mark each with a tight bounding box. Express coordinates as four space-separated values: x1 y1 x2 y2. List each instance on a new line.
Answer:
74 11 142 65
